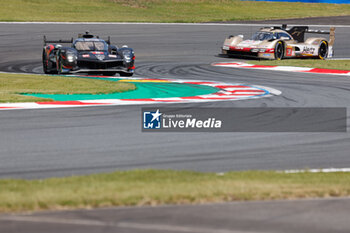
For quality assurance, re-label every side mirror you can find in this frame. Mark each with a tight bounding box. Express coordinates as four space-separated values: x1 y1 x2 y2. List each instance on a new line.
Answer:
119 47 134 63
109 45 118 55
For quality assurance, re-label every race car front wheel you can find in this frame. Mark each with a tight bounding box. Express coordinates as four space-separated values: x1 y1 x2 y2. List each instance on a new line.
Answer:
57 58 63 75
318 41 328 60
274 41 284 60
43 59 50 74
42 50 56 74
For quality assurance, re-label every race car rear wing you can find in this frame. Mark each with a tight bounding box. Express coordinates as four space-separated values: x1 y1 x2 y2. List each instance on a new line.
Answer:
262 25 335 44
44 32 112 46
43 36 73 46
285 25 335 58
286 26 335 46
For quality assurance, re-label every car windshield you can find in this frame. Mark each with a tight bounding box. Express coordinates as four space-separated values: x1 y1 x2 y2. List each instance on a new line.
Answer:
74 41 107 51
251 32 275 41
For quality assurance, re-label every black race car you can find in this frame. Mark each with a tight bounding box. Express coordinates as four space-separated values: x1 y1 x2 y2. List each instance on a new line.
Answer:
42 32 135 76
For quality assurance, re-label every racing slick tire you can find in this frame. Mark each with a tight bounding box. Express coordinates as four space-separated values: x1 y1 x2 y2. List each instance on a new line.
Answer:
42 50 56 74
57 58 63 75
318 40 328 60
274 41 284 60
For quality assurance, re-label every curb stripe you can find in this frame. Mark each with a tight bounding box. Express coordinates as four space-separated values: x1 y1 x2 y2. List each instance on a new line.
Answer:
306 68 350 74
36 101 112 105
0 77 281 110
212 62 350 76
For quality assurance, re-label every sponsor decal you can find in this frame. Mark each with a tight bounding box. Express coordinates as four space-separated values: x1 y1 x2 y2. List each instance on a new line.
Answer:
302 46 316 55
109 54 117 58
92 51 104 55
82 54 90 58
328 46 334 58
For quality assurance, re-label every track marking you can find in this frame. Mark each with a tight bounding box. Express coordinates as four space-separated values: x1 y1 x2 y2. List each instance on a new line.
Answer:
0 215 261 233
0 76 281 110
282 168 350 173
0 22 349 27
0 216 106 227
118 222 260 233
212 62 350 76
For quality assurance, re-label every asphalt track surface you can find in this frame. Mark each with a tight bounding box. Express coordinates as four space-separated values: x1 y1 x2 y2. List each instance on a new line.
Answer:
0 21 350 179
1 18 350 233
1 198 350 233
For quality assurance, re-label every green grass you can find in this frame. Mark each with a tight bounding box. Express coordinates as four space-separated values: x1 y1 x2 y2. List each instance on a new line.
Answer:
1 169 350 213
0 73 135 103
0 0 349 22
247 59 350 71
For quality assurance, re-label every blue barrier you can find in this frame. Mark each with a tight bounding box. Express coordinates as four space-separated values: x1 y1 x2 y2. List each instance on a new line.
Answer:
248 0 350 3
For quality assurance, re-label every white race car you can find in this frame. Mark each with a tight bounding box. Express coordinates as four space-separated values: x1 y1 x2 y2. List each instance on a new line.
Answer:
221 24 335 60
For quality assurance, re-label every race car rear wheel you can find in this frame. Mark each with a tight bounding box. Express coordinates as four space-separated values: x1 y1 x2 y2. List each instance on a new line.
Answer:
318 41 328 60
274 41 284 60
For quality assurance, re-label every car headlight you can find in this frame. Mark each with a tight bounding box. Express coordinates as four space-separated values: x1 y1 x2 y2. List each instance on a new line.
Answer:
222 45 230 50
122 51 133 62
124 55 131 60
67 54 76 63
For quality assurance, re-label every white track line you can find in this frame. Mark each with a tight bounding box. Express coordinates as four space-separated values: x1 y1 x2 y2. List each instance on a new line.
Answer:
283 168 350 173
0 22 349 27
327 58 350 60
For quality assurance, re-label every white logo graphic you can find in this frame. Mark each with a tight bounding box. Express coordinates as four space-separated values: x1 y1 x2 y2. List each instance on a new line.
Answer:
143 109 162 129
96 54 105 61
